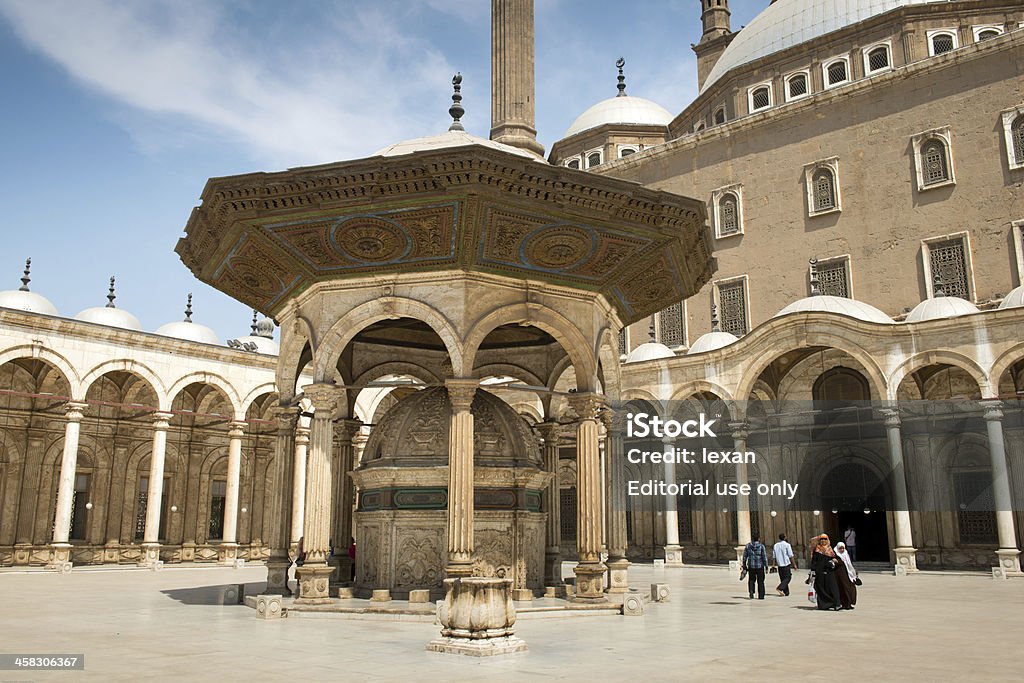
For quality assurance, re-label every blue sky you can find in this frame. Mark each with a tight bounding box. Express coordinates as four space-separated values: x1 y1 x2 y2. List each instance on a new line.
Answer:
0 0 763 342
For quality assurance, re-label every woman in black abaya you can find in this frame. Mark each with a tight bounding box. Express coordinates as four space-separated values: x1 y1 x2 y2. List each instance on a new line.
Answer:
809 534 842 611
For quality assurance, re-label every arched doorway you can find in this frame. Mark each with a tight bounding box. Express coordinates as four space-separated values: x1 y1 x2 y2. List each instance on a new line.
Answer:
819 461 889 562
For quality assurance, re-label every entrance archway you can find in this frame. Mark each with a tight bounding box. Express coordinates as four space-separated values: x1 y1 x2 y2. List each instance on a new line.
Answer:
819 461 889 562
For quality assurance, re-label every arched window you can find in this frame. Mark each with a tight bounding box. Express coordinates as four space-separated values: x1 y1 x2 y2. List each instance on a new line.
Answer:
586 152 602 168
825 59 848 87
719 192 739 235
813 367 870 403
976 28 1000 41
750 85 771 111
921 138 950 185
786 73 808 100
1013 115 1024 166
619 146 637 158
566 158 580 170
866 46 890 73
931 32 956 55
713 107 726 125
812 169 836 212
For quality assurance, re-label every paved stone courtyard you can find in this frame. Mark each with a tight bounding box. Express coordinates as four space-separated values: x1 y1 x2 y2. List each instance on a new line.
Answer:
0 563 1017 682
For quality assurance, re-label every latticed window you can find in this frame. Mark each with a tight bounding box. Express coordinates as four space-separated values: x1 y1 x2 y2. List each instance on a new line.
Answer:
813 169 836 212
587 152 601 168
751 87 770 111
208 479 227 540
719 192 739 235
787 74 807 98
932 33 955 55
867 46 890 72
617 328 627 356
676 496 694 544
620 147 636 158
929 238 971 299
560 487 577 541
922 139 950 185
818 259 849 298
714 108 726 125
718 281 748 336
1013 115 1024 165
658 302 684 348
135 477 149 541
955 471 997 544
977 29 1000 41
826 60 848 86
567 159 580 170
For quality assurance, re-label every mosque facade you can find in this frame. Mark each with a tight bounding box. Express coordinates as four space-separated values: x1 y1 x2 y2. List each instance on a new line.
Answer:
1 0 1023 587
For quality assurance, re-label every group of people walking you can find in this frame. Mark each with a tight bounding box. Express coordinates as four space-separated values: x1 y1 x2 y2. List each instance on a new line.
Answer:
741 528 860 611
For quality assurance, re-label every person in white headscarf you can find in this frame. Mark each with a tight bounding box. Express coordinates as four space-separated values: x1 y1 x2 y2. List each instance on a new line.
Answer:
834 541 858 609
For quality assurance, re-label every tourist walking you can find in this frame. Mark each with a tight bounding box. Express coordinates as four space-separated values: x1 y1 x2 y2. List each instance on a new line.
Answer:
772 533 797 596
809 534 842 611
742 533 770 599
834 541 859 610
844 525 858 561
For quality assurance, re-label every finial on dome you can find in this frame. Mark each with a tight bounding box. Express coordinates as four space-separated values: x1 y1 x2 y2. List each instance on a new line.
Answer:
250 310 258 335
616 57 627 97
19 258 31 292
711 303 721 332
933 270 946 297
448 73 465 132
184 293 194 323
256 316 275 339
809 258 821 296
106 276 117 308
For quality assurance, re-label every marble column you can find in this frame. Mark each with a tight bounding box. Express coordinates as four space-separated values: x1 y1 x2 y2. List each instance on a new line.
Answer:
49 401 87 571
446 379 477 578
662 432 684 567
290 427 309 545
730 422 751 565
569 393 607 602
982 401 1023 577
536 421 562 586
603 412 630 592
331 418 361 585
880 408 918 574
265 406 299 595
296 385 337 603
140 412 174 568
218 421 246 565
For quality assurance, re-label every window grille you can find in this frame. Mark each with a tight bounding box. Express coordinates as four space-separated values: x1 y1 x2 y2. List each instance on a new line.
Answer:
929 238 970 299
658 302 684 348
560 487 577 541
922 140 949 185
955 471 997 544
818 259 849 298
620 148 636 158
676 496 694 543
1013 115 1024 165
209 479 227 540
587 152 601 168
812 169 836 212
977 29 1000 41
718 281 747 336
787 74 807 98
617 328 627 355
135 477 149 541
867 47 889 72
567 159 580 170
751 87 770 110
932 34 955 54
714 108 726 125
826 60 847 85
719 193 739 235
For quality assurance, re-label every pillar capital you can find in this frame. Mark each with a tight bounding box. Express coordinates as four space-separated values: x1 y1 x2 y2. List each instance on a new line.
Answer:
294 427 311 445
727 420 749 440
271 404 302 432
534 420 561 445
63 401 88 421
333 418 363 442
879 407 901 427
445 378 478 412
981 399 1004 422
151 411 174 429
568 392 605 422
304 384 340 416
227 420 247 438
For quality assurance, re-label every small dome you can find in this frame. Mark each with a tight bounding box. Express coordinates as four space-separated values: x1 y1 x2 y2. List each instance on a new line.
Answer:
776 295 893 324
688 330 739 355
0 289 58 316
625 340 676 363
231 335 279 355
373 129 538 160
564 95 672 138
75 306 143 331
155 320 220 345
906 296 980 323
998 285 1024 310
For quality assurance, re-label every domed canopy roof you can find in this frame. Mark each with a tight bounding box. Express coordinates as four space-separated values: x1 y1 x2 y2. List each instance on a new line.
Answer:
906 295 980 323
75 307 143 331
701 0 947 93
688 330 739 355
565 95 672 138
776 295 893 324
0 258 57 316
373 129 538 160
999 285 1024 310
361 386 541 468
625 340 676 363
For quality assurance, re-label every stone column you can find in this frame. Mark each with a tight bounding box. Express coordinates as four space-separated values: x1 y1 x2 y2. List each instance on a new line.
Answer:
536 421 562 586
218 420 246 565
265 406 299 595
730 422 751 565
446 379 478 578
880 408 918 574
331 418 361 585
662 432 684 567
569 393 607 602
296 385 337 603
140 412 174 568
603 412 630 592
49 401 87 571
982 401 1023 577
290 427 309 545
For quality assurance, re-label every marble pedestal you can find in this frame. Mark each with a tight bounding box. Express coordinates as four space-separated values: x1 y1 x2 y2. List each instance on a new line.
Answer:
427 577 527 657
893 547 919 576
295 564 334 604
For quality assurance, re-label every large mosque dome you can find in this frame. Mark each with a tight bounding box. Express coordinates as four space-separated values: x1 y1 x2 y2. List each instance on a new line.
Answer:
701 0 950 92
564 95 673 138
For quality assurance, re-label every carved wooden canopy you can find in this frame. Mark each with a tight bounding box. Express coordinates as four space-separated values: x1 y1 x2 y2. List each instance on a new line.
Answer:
176 146 715 324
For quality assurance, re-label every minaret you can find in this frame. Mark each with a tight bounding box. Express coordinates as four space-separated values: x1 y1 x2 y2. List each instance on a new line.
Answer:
490 0 545 157
693 0 737 91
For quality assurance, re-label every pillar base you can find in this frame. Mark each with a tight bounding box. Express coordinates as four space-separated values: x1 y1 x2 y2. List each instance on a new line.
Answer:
993 548 1023 578
295 564 334 604
265 557 292 595
606 557 630 594
893 547 919 576
218 542 239 566
572 562 608 602
46 543 73 573
664 544 684 567
138 543 163 570
543 551 562 586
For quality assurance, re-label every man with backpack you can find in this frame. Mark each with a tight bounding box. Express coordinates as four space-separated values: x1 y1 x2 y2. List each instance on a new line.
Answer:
742 533 770 600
